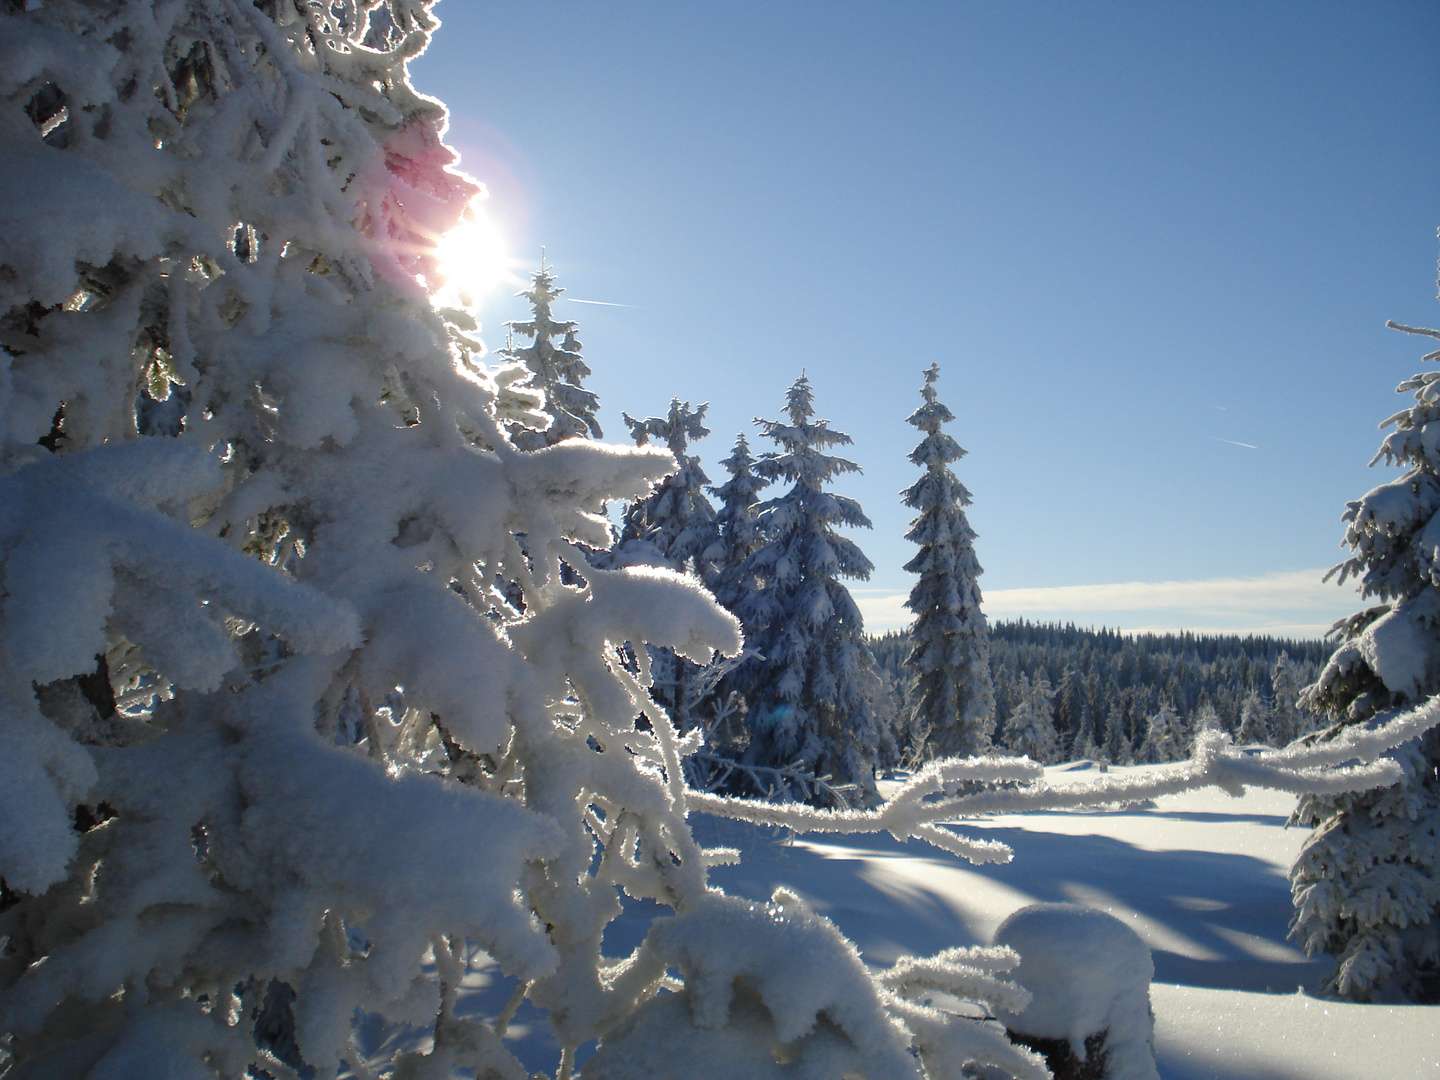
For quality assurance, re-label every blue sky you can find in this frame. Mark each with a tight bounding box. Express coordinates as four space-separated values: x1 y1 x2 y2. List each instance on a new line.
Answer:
412 2 1440 637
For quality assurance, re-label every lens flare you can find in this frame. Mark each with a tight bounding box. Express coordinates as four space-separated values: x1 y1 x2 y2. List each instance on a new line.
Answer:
433 198 514 308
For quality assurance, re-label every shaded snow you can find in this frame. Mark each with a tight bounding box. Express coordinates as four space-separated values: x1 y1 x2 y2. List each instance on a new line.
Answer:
692 761 1439 1080
408 761 1438 1078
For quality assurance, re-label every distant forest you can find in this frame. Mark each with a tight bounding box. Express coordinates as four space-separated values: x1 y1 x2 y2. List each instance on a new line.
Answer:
869 621 1331 760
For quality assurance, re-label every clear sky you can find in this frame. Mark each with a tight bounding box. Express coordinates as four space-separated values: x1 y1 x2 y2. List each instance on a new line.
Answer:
411 1 1440 638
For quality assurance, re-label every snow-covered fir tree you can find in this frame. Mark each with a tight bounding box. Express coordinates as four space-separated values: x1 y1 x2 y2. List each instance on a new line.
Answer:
609 399 718 733
612 398 716 575
1104 700 1132 764
1270 651 1306 745
689 432 770 765
901 363 996 760
1193 701 1224 741
1236 689 1272 746
1068 700 1104 763
733 374 893 797
1291 312 1440 1004
706 431 767 614
1138 700 1188 763
501 262 601 450
1002 676 1061 763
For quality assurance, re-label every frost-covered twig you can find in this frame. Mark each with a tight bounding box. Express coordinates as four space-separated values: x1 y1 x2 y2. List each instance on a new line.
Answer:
1386 320 1440 362
687 749 860 807
688 700 1440 864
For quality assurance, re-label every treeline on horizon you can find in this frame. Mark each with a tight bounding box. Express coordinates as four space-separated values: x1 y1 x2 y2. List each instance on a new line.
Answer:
870 619 1330 758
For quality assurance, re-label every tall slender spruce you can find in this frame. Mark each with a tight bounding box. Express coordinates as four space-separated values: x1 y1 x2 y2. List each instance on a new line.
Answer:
901 363 995 759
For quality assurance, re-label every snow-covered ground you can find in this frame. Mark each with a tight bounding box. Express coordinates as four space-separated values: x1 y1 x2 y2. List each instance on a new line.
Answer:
699 761 1440 1079
415 761 1440 1078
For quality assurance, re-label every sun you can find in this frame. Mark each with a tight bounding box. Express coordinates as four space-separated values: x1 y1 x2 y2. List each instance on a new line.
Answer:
433 198 515 308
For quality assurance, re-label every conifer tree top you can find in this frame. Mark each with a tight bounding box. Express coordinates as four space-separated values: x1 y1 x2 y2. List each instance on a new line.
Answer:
907 363 965 472
754 373 868 500
624 398 711 457
501 262 600 446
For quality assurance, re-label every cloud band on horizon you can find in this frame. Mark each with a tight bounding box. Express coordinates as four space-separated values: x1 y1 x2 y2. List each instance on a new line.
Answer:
853 568 1359 638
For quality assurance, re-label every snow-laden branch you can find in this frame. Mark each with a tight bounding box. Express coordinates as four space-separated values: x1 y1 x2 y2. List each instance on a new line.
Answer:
687 698 1440 865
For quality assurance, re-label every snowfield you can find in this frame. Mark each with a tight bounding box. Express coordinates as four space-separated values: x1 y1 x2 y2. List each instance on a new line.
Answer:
739 761 1440 1080
701 761 1440 1080
413 760 1440 1078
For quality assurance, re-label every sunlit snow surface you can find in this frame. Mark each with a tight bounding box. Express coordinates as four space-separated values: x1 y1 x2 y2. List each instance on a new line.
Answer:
700 761 1440 1080
393 762 1440 1078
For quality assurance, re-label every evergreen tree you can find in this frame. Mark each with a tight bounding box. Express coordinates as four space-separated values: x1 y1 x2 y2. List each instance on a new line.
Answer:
901 364 996 759
1104 699 1130 764
1138 700 1187 763
0 2 760 1072
1236 689 1272 745
706 432 768 611
1003 676 1061 763
1269 651 1305 745
735 374 891 795
691 433 769 762
1068 700 1103 762
1291 314 1440 1003
1193 701 1224 741
612 398 716 574
501 264 601 449
610 400 718 732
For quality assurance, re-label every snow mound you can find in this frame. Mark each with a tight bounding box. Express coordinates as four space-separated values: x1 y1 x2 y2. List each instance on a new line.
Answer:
994 902 1159 1080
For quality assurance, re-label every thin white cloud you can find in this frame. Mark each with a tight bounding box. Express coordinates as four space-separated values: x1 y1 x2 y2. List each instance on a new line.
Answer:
853 569 1357 637
1216 438 1258 449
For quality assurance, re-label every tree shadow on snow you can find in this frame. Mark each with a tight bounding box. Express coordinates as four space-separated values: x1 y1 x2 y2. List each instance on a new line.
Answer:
693 814 1333 996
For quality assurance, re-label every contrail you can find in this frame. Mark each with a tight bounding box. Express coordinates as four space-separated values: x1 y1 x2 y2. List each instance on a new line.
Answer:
1216 438 1258 449
563 298 632 307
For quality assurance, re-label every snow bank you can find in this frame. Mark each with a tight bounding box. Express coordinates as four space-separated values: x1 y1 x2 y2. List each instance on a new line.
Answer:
993 903 1159 1080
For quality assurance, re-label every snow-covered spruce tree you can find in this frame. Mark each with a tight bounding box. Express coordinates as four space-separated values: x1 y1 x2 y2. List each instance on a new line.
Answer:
612 398 716 575
1236 688 1272 746
705 431 767 614
500 262 601 450
1068 701 1103 763
0 1 758 1074
1291 313 1440 1004
902 363 996 760
1270 651 1306 745
1103 699 1131 764
1193 701 1224 742
608 399 718 736
733 374 894 799
1002 676 1060 764
1137 700 1187 763
683 431 769 768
